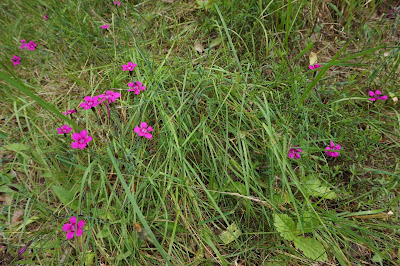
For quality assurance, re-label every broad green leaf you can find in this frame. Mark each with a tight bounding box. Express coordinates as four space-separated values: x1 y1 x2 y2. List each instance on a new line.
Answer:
219 223 242 244
371 253 383 264
3 143 29 152
294 237 327 261
273 213 296 241
51 185 78 210
304 177 336 199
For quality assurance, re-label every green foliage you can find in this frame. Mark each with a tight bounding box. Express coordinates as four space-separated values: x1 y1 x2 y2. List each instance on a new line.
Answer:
303 177 337 199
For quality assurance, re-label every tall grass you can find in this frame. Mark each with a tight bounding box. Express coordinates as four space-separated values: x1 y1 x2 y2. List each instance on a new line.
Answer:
1 0 399 264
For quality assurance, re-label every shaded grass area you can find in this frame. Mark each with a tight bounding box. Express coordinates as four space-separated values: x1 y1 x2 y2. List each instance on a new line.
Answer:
1 0 399 264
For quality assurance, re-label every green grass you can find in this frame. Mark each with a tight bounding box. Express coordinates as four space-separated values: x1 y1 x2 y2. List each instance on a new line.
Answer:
1 0 399 265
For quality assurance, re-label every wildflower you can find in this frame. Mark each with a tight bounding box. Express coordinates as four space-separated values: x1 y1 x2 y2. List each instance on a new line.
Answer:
309 64 322 70
21 40 37 51
80 96 101 110
11 55 21 65
57 125 72 134
17 240 33 256
98 90 121 104
43 13 48 21
62 109 76 115
134 122 153 139
62 216 85 240
71 130 92 149
101 24 110 29
127 81 146 95
122 62 137 71
114 0 121 6
325 141 341 157
368 90 388 101
288 146 303 159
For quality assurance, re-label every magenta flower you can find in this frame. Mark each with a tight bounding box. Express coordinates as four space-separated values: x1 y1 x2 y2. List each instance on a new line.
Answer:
62 109 76 115
71 130 92 149
43 13 48 21
368 90 388 101
62 216 85 240
127 81 146 95
288 146 303 159
122 62 137 71
57 125 72 134
11 55 21 65
20 40 37 51
309 64 322 70
134 122 153 139
80 96 101 110
114 0 121 6
325 141 341 157
101 24 110 29
98 90 121 104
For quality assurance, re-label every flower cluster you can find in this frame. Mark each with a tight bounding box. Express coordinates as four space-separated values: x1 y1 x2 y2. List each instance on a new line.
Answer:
368 90 388 101
309 64 322 70
128 81 146 95
63 216 85 240
122 62 137 71
288 141 342 159
114 0 121 6
101 24 110 29
20 39 37 51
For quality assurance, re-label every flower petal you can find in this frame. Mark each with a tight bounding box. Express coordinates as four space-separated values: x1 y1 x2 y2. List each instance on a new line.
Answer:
77 220 85 228
147 126 153 132
62 223 72 232
295 153 301 159
375 90 381 95
288 152 294 158
66 231 75 239
85 136 92 143
76 229 83 237
71 142 79 149
330 140 334 147
140 122 148 128
70 216 77 224
144 133 152 139
72 133 81 141
80 130 87 138
78 143 87 149
134 127 141 133
368 91 374 97
335 144 341 150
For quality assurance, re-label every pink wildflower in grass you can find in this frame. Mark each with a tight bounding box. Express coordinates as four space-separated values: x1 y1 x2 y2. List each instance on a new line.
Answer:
98 90 121 104
80 96 101 110
134 122 153 139
71 130 92 149
122 62 137 71
43 13 48 21
127 81 146 95
101 24 110 29
288 146 303 159
62 216 85 240
325 141 341 157
368 90 388 101
63 109 76 115
309 64 322 70
21 40 37 51
11 55 21 65
57 125 72 134
114 0 121 6
17 240 33 256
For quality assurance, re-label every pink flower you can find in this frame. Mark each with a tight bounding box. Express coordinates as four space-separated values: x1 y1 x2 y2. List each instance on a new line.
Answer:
62 216 85 240
101 24 110 29
325 141 341 157
127 81 146 95
114 0 121 6
17 240 33 256
134 122 153 139
71 130 92 149
80 96 101 110
11 55 21 65
57 125 72 134
62 109 76 115
309 64 322 70
368 90 388 101
288 146 303 159
122 62 137 71
98 90 121 104
21 40 37 51
43 14 48 21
